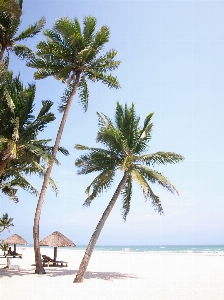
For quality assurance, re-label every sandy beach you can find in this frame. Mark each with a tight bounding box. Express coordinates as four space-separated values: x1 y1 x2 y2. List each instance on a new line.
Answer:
0 247 223 300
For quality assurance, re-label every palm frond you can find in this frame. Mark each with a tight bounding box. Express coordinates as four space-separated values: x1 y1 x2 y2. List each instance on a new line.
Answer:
0 181 19 202
135 112 154 153
137 165 179 195
6 171 39 196
121 174 132 221
92 25 110 50
31 161 58 194
96 112 111 128
32 100 55 132
140 152 184 167
130 168 149 200
58 146 69 156
14 17 46 41
75 148 118 175
83 169 115 206
75 143 110 153
54 17 82 43
58 84 73 113
131 168 163 214
83 16 96 45
78 75 89 112
13 44 35 60
86 71 120 89
96 124 124 154
4 90 15 112
88 49 120 72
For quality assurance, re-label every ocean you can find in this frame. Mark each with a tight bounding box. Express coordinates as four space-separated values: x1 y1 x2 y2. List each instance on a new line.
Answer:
20 245 224 254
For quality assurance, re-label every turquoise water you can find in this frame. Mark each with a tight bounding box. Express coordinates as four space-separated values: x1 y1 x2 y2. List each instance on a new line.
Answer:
21 245 224 254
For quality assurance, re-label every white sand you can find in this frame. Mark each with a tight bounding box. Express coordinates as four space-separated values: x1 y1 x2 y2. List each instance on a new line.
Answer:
0 247 224 300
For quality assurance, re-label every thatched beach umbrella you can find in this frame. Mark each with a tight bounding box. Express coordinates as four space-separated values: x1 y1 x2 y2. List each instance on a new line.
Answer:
40 231 75 261
4 234 28 252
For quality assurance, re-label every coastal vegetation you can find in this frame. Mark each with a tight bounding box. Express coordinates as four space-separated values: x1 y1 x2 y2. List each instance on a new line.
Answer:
1 1 184 282
73 102 184 282
0 213 14 233
0 0 67 259
26 15 121 274
0 0 45 62
0 0 58 203
0 213 13 254
0 72 68 202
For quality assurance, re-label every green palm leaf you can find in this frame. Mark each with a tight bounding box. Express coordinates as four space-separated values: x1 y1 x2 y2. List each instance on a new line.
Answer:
121 174 132 220
84 169 115 206
14 17 46 41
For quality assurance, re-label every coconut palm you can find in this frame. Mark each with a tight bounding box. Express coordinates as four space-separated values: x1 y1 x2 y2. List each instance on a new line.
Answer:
26 15 120 274
0 72 68 201
0 72 54 175
0 242 9 255
0 213 14 233
73 102 184 282
0 0 45 61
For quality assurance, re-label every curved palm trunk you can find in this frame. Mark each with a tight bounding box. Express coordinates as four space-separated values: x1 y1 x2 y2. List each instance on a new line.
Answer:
33 72 81 274
74 171 128 283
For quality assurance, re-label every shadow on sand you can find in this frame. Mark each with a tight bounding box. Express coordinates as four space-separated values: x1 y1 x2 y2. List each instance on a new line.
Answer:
0 265 139 281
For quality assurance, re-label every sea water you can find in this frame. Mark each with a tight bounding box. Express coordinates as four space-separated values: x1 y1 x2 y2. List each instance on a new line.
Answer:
20 244 224 254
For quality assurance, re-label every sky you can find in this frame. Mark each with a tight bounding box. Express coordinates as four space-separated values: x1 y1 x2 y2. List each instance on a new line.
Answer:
1 0 224 246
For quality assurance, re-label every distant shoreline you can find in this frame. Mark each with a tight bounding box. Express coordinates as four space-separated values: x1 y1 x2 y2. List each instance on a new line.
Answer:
16 244 224 254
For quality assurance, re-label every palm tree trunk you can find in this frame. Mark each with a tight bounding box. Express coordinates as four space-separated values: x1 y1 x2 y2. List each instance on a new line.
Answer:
74 171 128 283
0 156 11 176
33 72 81 274
0 46 6 62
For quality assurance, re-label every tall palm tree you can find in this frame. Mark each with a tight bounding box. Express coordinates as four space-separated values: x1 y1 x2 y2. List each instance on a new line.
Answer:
73 102 184 282
0 0 45 61
0 213 14 233
26 15 120 274
0 72 68 201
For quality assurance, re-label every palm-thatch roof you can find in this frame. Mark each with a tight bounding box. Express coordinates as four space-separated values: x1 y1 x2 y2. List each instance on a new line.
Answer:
4 234 28 245
40 231 75 247
40 231 75 262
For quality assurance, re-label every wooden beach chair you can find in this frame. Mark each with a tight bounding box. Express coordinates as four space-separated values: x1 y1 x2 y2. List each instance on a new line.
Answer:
41 255 68 267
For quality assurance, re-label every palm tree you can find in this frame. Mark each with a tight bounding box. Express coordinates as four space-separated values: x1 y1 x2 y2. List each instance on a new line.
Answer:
0 0 45 61
0 72 54 175
0 72 68 201
0 213 13 255
0 213 14 233
0 242 9 255
26 15 121 274
73 102 184 282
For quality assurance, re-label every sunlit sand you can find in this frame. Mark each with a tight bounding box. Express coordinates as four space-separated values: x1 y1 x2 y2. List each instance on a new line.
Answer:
1 247 224 300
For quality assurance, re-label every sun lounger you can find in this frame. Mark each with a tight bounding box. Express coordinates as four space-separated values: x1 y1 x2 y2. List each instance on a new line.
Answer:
41 255 68 267
6 258 20 270
5 253 22 259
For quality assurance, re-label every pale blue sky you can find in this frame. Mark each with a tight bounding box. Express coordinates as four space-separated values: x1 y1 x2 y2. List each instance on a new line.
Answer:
1 0 224 245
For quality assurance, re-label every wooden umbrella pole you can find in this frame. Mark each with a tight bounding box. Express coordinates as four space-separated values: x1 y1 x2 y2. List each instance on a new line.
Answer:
14 244 16 253
54 247 57 262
